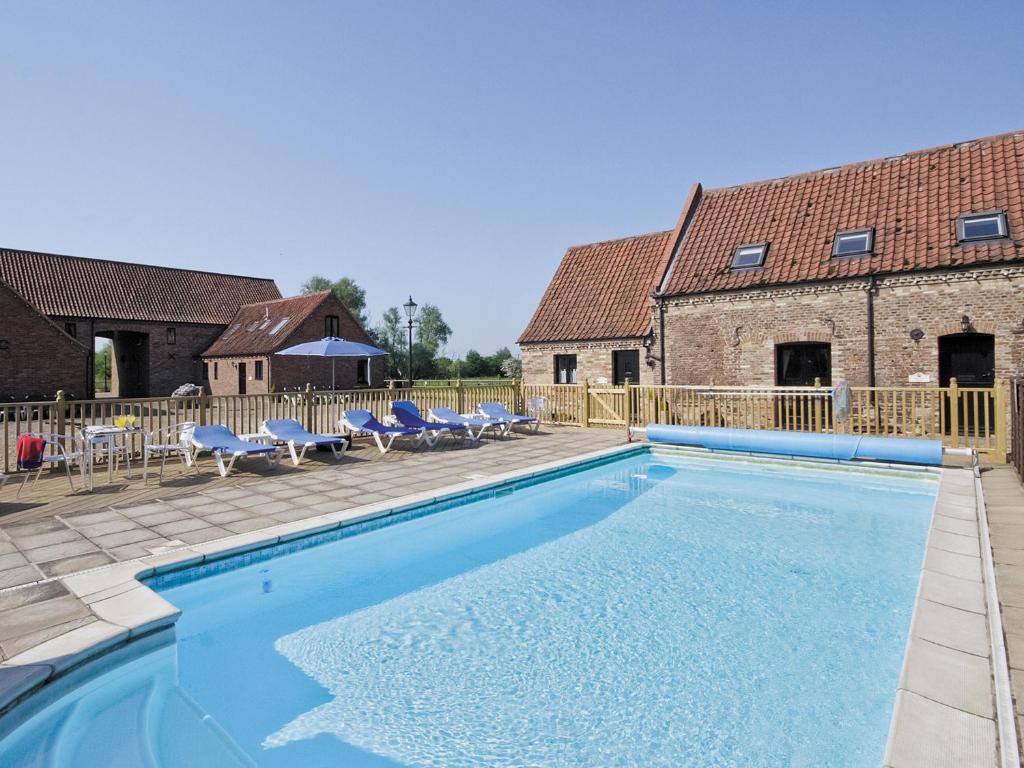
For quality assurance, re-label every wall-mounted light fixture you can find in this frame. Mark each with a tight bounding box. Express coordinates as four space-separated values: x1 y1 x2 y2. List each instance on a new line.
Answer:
960 315 972 333
909 328 924 342
642 331 659 368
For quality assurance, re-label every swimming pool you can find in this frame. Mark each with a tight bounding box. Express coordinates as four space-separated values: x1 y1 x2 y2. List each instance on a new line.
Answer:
0 449 937 767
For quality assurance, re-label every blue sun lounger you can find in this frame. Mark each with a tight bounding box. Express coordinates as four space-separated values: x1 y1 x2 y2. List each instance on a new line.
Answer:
391 401 468 444
478 402 539 433
191 424 281 477
429 406 508 441
259 419 348 465
340 409 425 454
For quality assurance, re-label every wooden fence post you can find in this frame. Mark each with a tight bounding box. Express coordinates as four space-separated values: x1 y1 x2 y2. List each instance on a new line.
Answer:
199 393 208 426
55 390 66 437
304 383 314 430
457 378 464 414
813 377 823 433
949 377 960 448
623 379 633 435
581 379 590 427
995 377 1008 462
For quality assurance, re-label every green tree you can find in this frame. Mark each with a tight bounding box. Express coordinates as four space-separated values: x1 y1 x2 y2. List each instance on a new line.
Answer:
94 341 112 392
370 307 406 378
300 275 369 328
499 356 522 379
415 304 452 357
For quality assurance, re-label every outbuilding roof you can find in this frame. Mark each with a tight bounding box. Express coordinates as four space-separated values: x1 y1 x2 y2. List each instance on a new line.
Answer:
202 292 335 357
517 230 673 344
0 248 281 324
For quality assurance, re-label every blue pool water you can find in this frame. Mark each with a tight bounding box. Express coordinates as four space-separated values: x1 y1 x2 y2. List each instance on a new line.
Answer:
0 450 936 767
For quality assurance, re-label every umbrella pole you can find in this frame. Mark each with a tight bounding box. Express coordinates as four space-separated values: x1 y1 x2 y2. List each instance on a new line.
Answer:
332 359 336 391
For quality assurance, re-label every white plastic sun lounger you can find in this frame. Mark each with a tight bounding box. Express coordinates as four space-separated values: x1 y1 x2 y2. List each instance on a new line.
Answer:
192 425 281 477
428 406 508 440
340 410 427 454
260 419 348 465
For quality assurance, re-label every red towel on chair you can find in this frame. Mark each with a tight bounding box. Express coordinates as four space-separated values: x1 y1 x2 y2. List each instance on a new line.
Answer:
16 435 47 470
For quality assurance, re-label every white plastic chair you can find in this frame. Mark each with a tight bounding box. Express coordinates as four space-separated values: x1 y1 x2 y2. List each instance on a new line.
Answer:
16 433 84 498
143 422 198 484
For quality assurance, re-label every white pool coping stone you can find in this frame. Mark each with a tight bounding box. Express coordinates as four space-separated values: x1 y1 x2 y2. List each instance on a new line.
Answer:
0 443 1013 768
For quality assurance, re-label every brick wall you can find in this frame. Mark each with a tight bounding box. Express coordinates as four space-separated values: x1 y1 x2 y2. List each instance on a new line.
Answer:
80 319 223 397
206 355 387 395
0 284 89 401
520 339 654 385
652 266 1024 386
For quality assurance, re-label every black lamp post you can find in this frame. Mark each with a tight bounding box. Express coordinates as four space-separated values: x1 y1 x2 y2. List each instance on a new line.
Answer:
403 295 418 386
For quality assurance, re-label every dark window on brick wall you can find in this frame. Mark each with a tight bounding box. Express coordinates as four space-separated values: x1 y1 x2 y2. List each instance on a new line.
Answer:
357 358 369 386
64 322 77 338
166 327 176 345
776 342 831 386
325 315 340 337
213 362 219 380
613 350 640 385
554 354 577 384
254 360 264 380
203 362 209 381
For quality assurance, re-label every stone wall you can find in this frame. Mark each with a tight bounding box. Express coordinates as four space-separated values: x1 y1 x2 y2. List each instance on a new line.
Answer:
521 339 654 385
651 266 1024 387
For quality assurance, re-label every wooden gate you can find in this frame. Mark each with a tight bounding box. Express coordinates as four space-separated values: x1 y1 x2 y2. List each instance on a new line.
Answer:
586 386 627 427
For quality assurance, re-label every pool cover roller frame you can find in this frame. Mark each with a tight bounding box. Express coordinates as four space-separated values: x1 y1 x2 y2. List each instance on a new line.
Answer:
644 425 944 466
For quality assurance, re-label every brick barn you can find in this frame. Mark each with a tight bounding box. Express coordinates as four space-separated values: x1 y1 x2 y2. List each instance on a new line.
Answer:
0 249 383 401
201 291 385 395
520 130 1024 393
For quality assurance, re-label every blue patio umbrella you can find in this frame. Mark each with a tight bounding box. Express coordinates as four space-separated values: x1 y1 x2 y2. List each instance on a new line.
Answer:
275 337 388 390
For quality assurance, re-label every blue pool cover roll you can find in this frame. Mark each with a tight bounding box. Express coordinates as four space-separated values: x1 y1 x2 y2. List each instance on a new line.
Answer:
645 424 943 466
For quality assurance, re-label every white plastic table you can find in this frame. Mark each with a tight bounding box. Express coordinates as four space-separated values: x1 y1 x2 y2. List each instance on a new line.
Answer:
82 425 143 491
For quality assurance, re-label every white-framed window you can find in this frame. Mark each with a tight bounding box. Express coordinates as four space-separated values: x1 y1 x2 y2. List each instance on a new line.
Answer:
957 212 1008 242
730 243 768 270
832 228 874 257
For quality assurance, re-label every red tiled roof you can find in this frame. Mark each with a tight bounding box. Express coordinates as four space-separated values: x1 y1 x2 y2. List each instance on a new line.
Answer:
203 292 344 357
662 130 1024 296
518 230 673 343
0 248 281 324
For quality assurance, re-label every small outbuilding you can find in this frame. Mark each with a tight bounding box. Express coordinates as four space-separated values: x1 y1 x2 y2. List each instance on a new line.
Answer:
201 292 385 394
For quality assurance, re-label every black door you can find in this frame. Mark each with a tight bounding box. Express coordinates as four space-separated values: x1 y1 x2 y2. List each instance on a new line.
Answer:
939 333 995 434
775 343 831 386
238 362 247 395
939 334 995 387
613 350 640 385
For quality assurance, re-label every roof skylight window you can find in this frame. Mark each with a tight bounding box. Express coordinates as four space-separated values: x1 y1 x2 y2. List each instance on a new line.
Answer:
730 243 768 270
268 317 290 335
832 228 874 257
957 212 1008 242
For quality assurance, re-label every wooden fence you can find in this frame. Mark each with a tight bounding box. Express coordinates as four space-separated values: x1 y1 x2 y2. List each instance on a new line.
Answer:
0 381 520 475
523 378 1009 461
1012 378 1024 478
2 378 1009 473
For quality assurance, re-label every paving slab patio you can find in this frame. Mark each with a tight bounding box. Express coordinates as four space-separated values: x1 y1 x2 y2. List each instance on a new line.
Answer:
980 465 1024 758
0 427 625 649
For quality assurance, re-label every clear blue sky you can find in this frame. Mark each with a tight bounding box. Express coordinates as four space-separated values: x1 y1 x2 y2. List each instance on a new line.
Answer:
3 1 1023 356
